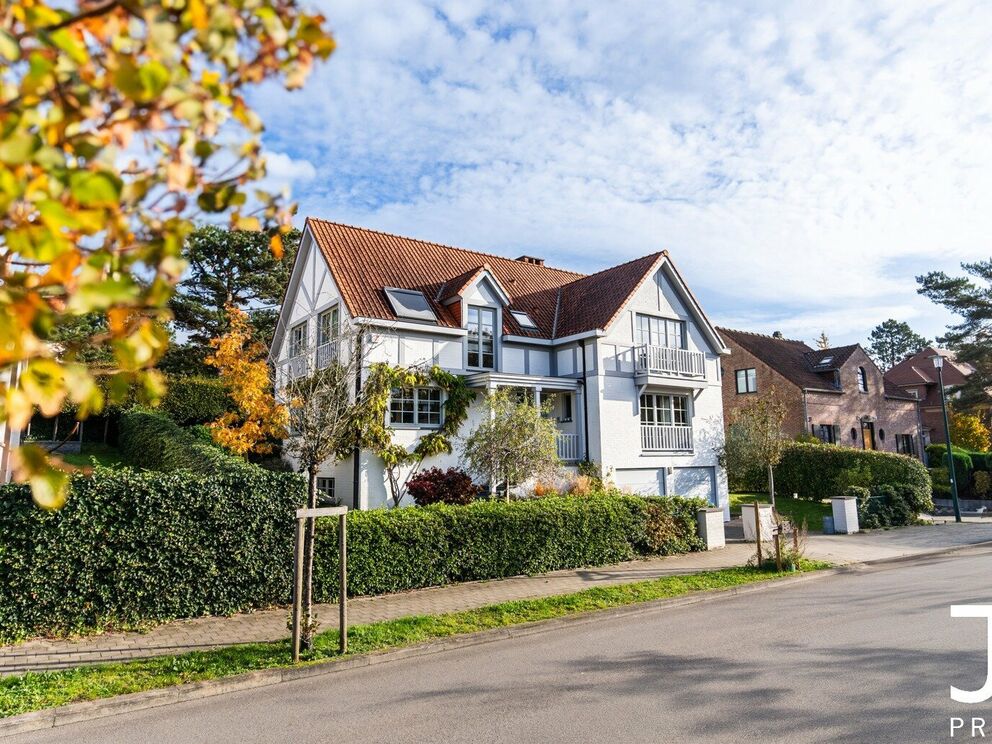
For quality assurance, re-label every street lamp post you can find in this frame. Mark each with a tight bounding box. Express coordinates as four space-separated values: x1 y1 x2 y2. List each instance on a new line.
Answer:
932 354 962 523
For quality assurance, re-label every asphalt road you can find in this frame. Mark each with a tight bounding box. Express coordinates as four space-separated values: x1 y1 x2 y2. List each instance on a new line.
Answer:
14 547 992 744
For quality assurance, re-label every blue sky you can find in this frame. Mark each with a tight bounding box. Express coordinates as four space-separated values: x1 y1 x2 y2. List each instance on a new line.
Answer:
251 0 992 347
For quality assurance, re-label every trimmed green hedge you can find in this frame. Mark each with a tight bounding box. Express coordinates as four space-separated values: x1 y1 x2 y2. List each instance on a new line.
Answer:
311 494 707 601
160 376 231 426
0 467 304 642
118 409 228 472
774 442 933 513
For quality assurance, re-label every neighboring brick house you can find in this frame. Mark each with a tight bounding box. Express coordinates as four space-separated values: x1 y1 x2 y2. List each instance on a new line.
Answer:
884 346 975 446
718 328 923 460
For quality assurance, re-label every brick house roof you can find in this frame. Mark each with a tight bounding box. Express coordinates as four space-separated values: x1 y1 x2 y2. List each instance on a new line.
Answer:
305 218 667 341
718 328 915 399
884 346 975 406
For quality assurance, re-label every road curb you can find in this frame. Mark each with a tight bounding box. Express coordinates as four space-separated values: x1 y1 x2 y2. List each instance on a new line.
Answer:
4 542 992 736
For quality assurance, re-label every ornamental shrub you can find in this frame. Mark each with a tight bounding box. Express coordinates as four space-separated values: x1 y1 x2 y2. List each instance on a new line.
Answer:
311 494 708 601
974 471 992 499
774 442 932 512
856 483 916 529
118 409 230 472
160 376 232 426
0 466 304 642
407 467 480 506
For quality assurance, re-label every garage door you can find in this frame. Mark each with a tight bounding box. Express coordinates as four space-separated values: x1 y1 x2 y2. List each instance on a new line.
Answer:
613 467 664 496
669 467 715 504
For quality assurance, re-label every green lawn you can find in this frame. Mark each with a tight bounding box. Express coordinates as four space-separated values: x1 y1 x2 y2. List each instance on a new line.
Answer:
730 493 831 531
0 561 829 718
60 443 125 469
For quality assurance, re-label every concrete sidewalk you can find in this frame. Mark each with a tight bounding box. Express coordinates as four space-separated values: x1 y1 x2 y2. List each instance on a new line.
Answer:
2 523 989 675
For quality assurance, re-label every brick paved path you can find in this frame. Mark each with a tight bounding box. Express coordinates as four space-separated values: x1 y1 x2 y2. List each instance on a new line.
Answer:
3 523 990 675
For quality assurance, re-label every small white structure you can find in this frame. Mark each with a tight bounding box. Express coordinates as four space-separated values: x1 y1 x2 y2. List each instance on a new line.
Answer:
270 219 732 513
831 496 860 534
697 508 726 550
741 502 775 542
0 363 21 484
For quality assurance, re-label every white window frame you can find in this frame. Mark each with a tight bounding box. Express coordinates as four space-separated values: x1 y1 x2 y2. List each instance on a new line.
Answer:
467 305 497 370
288 321 307 358
317 305 339 346
639 393 690 426
635 314 686 349
316 477 335 499
857 366 869 393
389 387 443 428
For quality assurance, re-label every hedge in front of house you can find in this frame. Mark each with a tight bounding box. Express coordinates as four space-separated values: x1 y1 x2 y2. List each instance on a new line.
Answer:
118 408 229 472
774 442 933 513
0 466 305 642
161 376 232 426
311 494 707 601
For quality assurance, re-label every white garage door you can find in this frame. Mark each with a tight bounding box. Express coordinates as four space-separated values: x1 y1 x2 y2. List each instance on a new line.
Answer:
613 468 664 496
669 467 715 503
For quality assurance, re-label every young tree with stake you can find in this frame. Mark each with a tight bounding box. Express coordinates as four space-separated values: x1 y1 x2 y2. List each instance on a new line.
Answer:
719 393 789 507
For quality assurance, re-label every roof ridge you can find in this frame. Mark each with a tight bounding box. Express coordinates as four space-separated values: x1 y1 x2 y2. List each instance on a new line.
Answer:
718 327 808 345
307 217 585 279
562 250 664 285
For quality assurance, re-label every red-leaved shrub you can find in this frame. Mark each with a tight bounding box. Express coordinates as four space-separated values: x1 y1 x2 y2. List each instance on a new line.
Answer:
407 467 480 506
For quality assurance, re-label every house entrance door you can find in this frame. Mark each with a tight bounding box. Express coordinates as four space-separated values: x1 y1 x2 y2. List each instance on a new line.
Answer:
861 421 876 450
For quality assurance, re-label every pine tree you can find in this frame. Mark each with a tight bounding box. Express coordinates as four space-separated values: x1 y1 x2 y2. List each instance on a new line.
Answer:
817 332 830 350
866 319 928 370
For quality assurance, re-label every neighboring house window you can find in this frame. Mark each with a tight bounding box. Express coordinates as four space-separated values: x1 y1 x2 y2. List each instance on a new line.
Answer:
389 387 442 427
896 434 917 456
639 393 689 426
467 306 496 368
815 424 839 444
857 366 868 393
318 307 339 346
636 314 686 349
289 322 306 358
735 368 757 394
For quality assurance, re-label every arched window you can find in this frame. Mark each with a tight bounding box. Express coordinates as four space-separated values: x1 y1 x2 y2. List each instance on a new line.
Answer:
857 366 868 393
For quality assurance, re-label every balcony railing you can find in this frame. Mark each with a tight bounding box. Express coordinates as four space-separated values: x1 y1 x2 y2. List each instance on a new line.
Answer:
316 342 337 369
556 432 580 462
635 345 706 377
641 424 693 452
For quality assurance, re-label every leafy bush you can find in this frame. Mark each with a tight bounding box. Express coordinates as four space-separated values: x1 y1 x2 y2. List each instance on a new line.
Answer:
974 471 992 498
929 467 953 498
971 452 992 472
311 494 708 600
0 466 304 642
855 483 916 529
926 443 976 474
160 376 232 426
118 409 231 472
407 467 480 506
775 442 932 512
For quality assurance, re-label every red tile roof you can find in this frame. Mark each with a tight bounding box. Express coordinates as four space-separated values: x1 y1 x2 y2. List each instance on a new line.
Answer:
306 218 664 340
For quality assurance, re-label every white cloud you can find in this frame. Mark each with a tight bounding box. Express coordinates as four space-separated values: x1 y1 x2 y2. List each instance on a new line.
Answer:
253 0 992 344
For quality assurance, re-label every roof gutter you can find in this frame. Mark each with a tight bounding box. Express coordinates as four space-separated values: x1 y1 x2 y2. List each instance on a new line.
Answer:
352 317 468 336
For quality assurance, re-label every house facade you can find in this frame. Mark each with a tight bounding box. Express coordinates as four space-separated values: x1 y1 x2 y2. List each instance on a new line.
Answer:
884 346 975 446
270 219 731 514
718 328 923 459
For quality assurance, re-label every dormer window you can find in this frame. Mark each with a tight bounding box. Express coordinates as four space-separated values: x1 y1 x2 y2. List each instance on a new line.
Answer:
467 306 496 369
510 310 538 330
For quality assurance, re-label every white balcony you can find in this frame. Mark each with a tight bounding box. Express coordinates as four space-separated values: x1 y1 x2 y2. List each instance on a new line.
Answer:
556 432 580 462
641 424 693 452
316 342 337 369
635 345 706 378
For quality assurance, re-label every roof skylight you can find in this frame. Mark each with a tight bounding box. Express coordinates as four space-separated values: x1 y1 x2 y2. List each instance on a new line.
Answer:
383 288 437 324
510 310 538 330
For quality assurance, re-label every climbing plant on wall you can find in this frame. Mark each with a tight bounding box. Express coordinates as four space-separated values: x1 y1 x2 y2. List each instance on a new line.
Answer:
348 363 475 507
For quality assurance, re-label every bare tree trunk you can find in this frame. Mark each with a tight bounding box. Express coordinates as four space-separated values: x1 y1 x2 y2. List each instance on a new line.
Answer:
767 463 776 508
301 464 319 650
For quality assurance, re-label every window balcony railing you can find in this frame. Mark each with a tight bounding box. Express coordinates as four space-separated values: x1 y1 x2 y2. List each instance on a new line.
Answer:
556 432 580 462
635 345 706 377
316 342 337 369
640 424 693 452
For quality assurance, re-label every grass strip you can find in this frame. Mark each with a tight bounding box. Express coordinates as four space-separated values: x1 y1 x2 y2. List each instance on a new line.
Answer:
0 561 830 718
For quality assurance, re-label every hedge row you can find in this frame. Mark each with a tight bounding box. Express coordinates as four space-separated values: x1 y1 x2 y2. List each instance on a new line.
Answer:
0 467 304 642
118 408 230 472
160 376 232 426
311 494 707 601
774 442 932 513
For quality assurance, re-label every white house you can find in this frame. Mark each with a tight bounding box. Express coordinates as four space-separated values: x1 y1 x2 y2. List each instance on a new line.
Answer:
270 219 731 516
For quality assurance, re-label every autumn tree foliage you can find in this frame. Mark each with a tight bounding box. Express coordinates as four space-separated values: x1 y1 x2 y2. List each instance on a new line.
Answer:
206 306 287 455
949 411 991 452
0 1 334 507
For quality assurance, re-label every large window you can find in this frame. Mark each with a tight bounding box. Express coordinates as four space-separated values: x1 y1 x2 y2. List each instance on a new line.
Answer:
857 366 869 393
389 387 442 427
467 306 496 368
814 424 839 444
896 434 917 456
735 368 757 394
639 393 689 426
318 307 339 346
289 322 307 358
636 314 686 349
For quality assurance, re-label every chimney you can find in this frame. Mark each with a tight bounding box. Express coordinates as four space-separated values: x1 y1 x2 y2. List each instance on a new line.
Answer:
772 331 784 338
515 255 544 266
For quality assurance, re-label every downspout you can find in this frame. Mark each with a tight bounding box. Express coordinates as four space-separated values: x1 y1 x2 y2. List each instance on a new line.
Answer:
352 332 363 510
916 397 926 464
580 339 590 462
801 389 810 435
